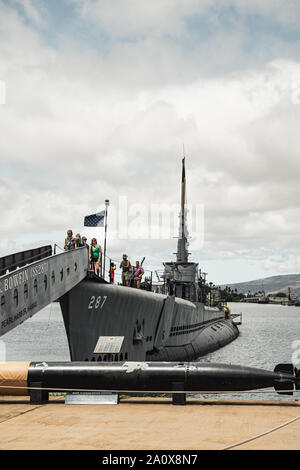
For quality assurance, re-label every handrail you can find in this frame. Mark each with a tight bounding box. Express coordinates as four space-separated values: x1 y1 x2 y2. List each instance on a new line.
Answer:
94 252 153 288
0 243 154 288
0 245 52 277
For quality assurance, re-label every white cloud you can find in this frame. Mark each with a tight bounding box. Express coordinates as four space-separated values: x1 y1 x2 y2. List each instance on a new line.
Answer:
12 0 48 28
1 1 300 281
69 0 300 41
230 0 300 27
70 0 211 38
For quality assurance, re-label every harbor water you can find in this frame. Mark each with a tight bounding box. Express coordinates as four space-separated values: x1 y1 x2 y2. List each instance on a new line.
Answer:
1 301 300 401
200 302 300 401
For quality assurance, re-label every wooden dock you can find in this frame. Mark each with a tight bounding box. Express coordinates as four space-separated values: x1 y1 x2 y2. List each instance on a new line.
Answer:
0 395 300 450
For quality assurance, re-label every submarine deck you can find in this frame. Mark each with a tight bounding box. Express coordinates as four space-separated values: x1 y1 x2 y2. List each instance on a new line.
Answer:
0 395 299 450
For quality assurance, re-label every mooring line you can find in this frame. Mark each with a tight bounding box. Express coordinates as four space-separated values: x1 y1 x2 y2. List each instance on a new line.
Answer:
220 415 300 450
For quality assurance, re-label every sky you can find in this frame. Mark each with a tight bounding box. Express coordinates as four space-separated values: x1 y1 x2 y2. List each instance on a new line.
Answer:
1 0 300 284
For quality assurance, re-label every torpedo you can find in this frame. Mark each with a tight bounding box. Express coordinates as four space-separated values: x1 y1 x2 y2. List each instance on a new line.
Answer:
0 361 298 398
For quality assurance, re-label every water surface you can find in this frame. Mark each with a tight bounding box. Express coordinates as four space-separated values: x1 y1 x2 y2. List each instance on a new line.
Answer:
2 301 300 400
198 302 300 400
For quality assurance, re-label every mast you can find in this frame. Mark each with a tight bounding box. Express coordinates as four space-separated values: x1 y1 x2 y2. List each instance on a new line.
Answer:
176 157 189 263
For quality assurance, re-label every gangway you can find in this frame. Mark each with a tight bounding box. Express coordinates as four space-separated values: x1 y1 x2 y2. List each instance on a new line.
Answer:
0 246 89 337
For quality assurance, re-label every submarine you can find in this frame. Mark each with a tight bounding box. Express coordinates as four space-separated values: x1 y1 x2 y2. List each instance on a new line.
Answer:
59 158 240 362
0 159 239 363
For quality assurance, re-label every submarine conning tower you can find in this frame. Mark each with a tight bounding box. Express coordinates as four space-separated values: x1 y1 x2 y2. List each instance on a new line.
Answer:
163 157 200 303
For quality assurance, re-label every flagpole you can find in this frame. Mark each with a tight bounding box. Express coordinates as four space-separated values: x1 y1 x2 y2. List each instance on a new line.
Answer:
103 199 109 279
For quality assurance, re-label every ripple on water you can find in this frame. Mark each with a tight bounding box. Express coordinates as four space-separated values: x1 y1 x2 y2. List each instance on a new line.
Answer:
195 302 300 401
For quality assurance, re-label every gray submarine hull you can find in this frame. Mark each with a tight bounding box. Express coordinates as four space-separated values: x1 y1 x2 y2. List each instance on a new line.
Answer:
60 278 239 363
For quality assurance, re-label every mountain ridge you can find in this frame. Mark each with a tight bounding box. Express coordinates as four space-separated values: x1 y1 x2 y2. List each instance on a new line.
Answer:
221 273 300 295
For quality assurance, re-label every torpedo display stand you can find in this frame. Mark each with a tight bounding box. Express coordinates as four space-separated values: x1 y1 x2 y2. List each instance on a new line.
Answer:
29 382 49 405
172 382 186 405
65 392 119 405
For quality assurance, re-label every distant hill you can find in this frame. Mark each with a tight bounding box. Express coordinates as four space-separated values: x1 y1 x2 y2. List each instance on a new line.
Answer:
222 274 300 295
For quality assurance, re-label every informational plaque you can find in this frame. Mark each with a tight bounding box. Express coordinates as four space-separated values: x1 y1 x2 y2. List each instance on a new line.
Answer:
93 336 124 354
65 392 118 405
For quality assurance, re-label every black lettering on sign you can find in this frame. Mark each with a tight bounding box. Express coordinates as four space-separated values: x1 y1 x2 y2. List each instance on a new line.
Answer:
14 308 27 322
28 302 37 311
1 317 13 329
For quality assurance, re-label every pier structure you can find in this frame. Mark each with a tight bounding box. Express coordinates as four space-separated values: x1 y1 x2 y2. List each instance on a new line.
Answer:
0 395 299 450
0 246 90 337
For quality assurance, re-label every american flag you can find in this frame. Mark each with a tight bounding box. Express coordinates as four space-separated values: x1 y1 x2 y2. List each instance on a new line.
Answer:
84 210 105 227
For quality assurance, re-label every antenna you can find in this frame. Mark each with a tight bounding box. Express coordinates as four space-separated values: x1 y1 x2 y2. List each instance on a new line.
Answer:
176 157 188 263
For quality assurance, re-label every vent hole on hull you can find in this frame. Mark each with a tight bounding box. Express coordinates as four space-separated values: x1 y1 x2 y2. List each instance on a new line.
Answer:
13 289 18 307
24 283 28 301
33 279 38 296
1 295 5 314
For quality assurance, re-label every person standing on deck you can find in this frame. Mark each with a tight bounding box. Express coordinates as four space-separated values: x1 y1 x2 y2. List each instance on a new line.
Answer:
75 233 83 247
120 254 130 286
133 261 144 289
166 278 175 296
128 264 134 287
82 236 89 267
64 230 76 250
89 238 102 276
109 262 116 284
82 236 89 250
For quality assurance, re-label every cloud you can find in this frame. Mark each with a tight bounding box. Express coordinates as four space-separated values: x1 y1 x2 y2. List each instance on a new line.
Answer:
1 1 300 282
70 0 300 40
69 0 211 38
263 255 300 274
229 0 300 27
12 0 48 28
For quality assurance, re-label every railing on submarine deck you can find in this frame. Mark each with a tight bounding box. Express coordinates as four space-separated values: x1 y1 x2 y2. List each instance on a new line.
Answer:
0 240 163 339
99 253 154 290
53 244 155 289
0 245 53 277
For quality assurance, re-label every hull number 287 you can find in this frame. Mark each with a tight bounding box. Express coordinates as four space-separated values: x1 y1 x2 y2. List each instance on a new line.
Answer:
88 295 107 310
